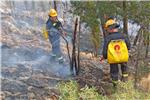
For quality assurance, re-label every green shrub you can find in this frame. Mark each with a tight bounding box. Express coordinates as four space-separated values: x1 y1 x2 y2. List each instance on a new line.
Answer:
57 80 106 100
79 85 106 100
57 81 79 100
57 80 150 100
111 80 150 100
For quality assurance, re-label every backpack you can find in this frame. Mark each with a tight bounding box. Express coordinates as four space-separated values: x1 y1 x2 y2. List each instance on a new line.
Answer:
107 39 129 64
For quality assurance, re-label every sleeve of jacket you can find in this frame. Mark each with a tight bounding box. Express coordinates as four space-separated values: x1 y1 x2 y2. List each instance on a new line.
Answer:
46 19 52 31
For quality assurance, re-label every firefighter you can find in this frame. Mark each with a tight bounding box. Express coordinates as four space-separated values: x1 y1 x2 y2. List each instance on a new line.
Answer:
46 9 66 63
102 18 131 86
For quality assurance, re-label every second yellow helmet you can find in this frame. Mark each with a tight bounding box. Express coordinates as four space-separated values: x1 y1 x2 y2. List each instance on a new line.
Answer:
105 19 117 28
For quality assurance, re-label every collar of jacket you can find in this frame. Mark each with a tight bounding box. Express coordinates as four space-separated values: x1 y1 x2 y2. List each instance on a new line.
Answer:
108 32 118 35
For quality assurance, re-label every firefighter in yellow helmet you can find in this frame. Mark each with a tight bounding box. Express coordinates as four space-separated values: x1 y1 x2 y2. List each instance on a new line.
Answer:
104 17 120 34
49 9 58 17
102 17 131 87
46 9 66 63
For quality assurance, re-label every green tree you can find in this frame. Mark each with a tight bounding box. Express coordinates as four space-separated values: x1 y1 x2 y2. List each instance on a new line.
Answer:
71 1 150 57
71 1 101 56
71 1 119 56
128 1 150 58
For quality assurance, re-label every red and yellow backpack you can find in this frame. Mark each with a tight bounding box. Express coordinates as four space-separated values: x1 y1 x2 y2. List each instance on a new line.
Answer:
107 39 129 64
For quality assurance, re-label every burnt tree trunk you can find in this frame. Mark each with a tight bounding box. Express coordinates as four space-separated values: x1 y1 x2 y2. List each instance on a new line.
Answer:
71 18 78 75
123 1 128 35
77 18 81 74
54 0 57 11
91 29 98 57
145 29 150 58
134 29 143 88
133 27 142 46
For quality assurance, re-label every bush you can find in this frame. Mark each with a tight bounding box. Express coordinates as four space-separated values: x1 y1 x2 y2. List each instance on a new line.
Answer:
57 81 79 100
111 80 150 100
57 80 106 100
79 85 106 100
57 80 150 100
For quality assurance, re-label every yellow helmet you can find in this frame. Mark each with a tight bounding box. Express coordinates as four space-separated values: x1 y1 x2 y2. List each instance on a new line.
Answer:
105 19 117 28
49 9 57 17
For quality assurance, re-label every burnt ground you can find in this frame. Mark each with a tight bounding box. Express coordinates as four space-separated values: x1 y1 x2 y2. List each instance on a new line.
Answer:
1 43 112 100
1 44 71 100
1 43 149 100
